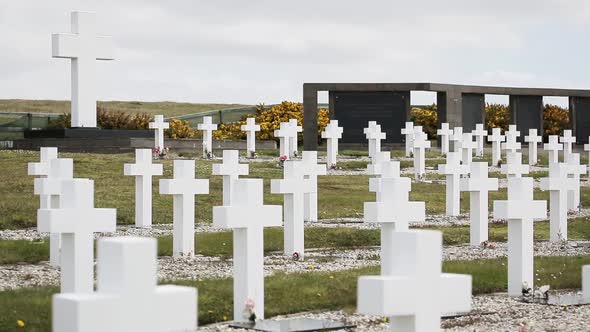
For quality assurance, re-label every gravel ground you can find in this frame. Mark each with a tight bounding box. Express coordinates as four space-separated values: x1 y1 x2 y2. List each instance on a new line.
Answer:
198 291 590 331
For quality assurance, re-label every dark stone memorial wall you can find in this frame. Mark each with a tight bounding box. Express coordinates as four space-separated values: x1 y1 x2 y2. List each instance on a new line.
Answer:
509 95 543 136
570 96 590 144
461 93 485 131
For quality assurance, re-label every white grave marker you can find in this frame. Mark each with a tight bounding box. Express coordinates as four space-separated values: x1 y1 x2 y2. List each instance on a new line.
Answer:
274 122 291 159
288 118 303 158
460 162 498 245
524 129 542 166
124 149 163 229
437 123 453 156
461 133 477 167
213 179 282 322
148 115 169 150
321 120 343 168
560 129 576 162
159 160 209 256
52 237 197 332
544 135 563 164
584 265 590 301
365 121 386 159
366 151 391 177
493 177 546 296
450 127 463 153
540 163 572 242
37 179 116 293
197 116 217 158
357 230 471 332
241 118 260 158
52 11 114 128
565 153 586 211
472 124 487 157
301 151 326 222
413 131 430 180
487 128 506 167
501 152 529 178
212 150 248 205
438 152 469 216
502 125 521 154
401 122 415 157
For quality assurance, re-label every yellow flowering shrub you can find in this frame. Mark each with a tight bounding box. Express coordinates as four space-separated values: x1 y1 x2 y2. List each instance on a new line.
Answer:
485 103 510 131
543 104 569 136
166 119 197 139
410 104 437 139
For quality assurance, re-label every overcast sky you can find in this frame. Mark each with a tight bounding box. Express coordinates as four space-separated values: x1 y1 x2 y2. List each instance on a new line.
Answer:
1 0 589 106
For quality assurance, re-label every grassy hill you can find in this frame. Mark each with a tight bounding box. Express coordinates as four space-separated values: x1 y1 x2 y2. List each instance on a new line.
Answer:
0 99 249 118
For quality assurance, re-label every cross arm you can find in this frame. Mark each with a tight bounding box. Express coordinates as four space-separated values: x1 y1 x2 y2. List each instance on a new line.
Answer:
363 201 425 224
439 273 472 314
159 179 209 195
34 178 63 196
212 205 282 228
52 33 79 58
357 275 414 316
460 178 499 192
493 200 546 220
270 178 313 194
124 163 163 177
28 162 49 176
37 208 116 233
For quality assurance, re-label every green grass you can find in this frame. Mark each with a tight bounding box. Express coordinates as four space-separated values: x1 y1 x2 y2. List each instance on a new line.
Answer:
0 100 247 118
1 255 588 331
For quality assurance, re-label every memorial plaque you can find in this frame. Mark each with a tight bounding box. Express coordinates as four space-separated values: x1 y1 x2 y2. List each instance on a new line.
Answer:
510 95 543 136
332 91 409 143
462 93 484 131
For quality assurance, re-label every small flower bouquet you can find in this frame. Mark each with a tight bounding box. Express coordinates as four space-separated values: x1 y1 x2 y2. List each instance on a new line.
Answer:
242 298 256 322
248 150 257 159
279 155 288 167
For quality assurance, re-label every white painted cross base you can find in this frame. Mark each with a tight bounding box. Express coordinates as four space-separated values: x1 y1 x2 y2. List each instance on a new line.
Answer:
472 124 487 157
241 118 261 158
148 115 169 150
487 128 506 167
438 152 469 216
493 177 546 296
37 179 116 294
413 131 431 180
213 179 282 322
365 121 386 159
159 160 209 256
52 11 114 128
197 116 218 158
301 151 326 222
544 135 563 164
560 129 576 162
124 149 163 229
357 231 471 332
274 122 291 159
540 163 571 242
460 162 498 246
52 237 197 332
288 119 303 158
524 129 542 166
271 161 314 258
437 123 453 156
321 120 343 168
401 122 415 157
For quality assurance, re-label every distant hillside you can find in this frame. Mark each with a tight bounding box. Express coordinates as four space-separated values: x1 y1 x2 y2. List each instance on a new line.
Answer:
0 99 249 118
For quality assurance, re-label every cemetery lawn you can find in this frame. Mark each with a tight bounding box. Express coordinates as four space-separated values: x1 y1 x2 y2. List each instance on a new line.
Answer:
1 255 589 330
0 99 247 117
3 217 590 264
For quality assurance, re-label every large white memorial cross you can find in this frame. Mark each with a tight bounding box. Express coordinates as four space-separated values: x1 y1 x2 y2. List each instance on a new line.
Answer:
401 122 415 157
301 151 326 222
438 152 469 216
540 163 572 242
472 124 487 157
197 116 218 158
213 179 282 322
524 129 542 166
270 161 313 258
437 123 453 156
274 122 291 159
159 160 209 256
413 131 431 180
124 149 163 229
460 162 498 245
560 129 576 162
37 179 116 293
501 152 529 178
450 127 463 153
34 158 74 267
461 133 477 167
241 117 260 157
487 128 506 166
212 150 248 206
52 11 114 128
52 237 197 332
502 125 521 154
321 120 343 168
357 230 471 332
148 115 169 150
565 153 586 211
544 135 563 164
288 118 303 157
365 121 386 159
493 177 546 296
365 177 425 275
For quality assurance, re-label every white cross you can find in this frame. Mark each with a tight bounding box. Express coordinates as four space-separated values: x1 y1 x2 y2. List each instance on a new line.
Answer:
301 151 327 222
148 115 169 150
560 129 576 162
502 125 521 154
357 230 471 332
52 11 114 128
487 128 506 167
449 127 463 153
365 121 386 159
240 118 260 157
460 162 498 246
124 149 163 229
212 150 249 206
437 123 453 156
565 153 586 211
501 152 529 178
524 129 543 166
584 137 590 170
321 120 343 168
584 265 590 301
493 177 546 296
364 177 425 275
540 163 573 242
367 153 399 202
52 237 197 332
288 118 303 158
270 160 314 258
159 160 209 256
213 179 282 322
471 124 487 157
197 116 218 158
37 179 116 293
367 151 391 176
438 152 469 216
544 135 563 164
413 131 431 180
274 122 291 159
401 122 415 157
461 133 477 168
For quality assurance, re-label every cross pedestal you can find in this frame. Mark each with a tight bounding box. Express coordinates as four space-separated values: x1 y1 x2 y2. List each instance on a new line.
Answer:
301 151 327 222
197 116 218 158
124 149 163 228
321 120 343 168
487 128 506 167
241 118 261 157
401 122 415 157
472 124 487 157
524 129 542 166
148 115 169 150
438 152 469 216
437 123 452 156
